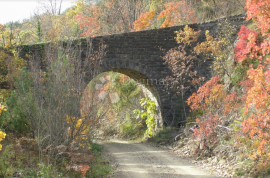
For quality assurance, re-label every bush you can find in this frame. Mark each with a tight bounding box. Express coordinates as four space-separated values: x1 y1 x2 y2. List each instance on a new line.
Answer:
85 157 112 178
0 145 15 177
134 97 156 137
120 120 138 137
0 91 30 136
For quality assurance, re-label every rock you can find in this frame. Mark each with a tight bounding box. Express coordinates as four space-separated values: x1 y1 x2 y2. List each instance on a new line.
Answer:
219 159 226 165
211 157 218 164
184 150 189 154
199 142 205 150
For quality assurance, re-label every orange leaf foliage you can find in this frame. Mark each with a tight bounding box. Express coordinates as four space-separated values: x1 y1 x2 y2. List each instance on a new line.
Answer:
232 0 270 167
241 66 270 159
75 4 101 37
186 76 225 111
134 9 156 31
158 1 197 28
246 0 270 34
78 164 90 177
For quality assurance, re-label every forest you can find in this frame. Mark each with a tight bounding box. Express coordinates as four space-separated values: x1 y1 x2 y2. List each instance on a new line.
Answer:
1 0 270 177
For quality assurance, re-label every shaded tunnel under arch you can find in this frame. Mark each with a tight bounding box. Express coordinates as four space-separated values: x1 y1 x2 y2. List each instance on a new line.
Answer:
83 60 168 128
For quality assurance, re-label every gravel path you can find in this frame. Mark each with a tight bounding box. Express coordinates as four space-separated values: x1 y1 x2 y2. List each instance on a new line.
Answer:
101 138 220 178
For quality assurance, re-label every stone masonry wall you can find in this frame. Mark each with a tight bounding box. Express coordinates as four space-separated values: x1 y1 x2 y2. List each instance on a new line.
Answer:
19 14 246 127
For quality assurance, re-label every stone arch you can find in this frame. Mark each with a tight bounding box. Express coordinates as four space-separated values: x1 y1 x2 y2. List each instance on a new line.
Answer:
83 59 169 128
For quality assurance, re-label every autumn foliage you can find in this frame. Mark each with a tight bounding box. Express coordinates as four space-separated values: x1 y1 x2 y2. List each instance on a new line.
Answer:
75 4 101 37
134 1 197 31
158 1 197 28
0 0 266 176
187 76 225 112
234 0 270 168
183 0 270 173
234 26 260 63
246 0 270 34
134 9 156 31
193 114 220 151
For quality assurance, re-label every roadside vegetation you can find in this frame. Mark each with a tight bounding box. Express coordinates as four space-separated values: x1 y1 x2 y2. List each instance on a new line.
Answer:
149 1 270 177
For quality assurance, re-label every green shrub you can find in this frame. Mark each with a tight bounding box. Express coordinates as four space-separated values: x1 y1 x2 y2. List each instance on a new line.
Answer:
230 58 260 87
0 91 30 136
134 97 156 137
91 142 103 155
21 163 69 178
36 163 64 178
0 145 15 177
120 120 137 137
85 157 112 178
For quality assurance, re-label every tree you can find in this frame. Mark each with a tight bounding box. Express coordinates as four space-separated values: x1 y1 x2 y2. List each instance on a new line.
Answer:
158 1 197 28
75 2 101 37
38 0 63 15
162 25 222 120
188 0 245 21
246 0 270 34
0 22 27 93
36 18 43 42
97 0 150 33
134 9 156 31
134 0 197 31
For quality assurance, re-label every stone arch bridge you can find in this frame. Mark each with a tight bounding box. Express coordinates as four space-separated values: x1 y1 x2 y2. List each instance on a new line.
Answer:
19 15 245 127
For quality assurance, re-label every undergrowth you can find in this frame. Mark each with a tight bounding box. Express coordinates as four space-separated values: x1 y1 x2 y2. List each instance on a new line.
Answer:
0 133 112 178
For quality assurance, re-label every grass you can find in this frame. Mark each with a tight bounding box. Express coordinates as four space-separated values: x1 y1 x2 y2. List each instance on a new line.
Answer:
147 127 179 144
86 156 113 178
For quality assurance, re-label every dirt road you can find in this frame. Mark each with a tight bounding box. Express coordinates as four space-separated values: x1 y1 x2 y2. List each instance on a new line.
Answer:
101 139 219 178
